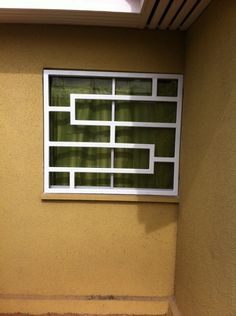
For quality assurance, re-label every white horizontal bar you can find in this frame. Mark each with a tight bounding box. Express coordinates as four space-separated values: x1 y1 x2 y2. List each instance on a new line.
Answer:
114 121 176 128
153 157 175 162
44 69 183 80
48 167 153 174
48 106 70 112
70 120 176 128
71 119 111 126
50 185 113 190
45 186 176 196
71 94 178 102
49 141 154 149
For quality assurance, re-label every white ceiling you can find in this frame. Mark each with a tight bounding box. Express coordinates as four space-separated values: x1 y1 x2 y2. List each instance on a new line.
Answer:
0 0 212 31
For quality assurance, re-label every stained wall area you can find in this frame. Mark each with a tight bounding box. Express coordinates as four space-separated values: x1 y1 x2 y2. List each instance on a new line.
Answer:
0 25 184 314
175 0 236 315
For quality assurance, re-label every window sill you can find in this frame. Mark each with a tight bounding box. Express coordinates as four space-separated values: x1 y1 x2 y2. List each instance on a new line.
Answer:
41 193 179 203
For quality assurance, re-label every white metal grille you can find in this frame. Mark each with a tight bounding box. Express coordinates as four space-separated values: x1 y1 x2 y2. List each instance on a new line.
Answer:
44 70 183 195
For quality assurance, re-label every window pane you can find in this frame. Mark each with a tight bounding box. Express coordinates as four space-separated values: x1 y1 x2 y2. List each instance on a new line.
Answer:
114 148 149 169
76 100 111 121
116 78 152 95
50 147 111 167
75 173 111 187
116 127 175 157
114 163 174 189
50 76 112 106
50 112 110 142
49 172 69 187
115 101 176 123
157 79 178 97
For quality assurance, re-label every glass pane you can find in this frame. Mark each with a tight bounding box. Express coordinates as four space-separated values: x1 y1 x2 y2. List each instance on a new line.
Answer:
114 163 174 189
50 76 112 106
50 147 111 168
115 101 176 123
157 79 178 97
116 78 152 95
116 127 175 157
75 173 111 187
50 112 110 142
49 172 69 187
114 148 149 169
76 100 111 121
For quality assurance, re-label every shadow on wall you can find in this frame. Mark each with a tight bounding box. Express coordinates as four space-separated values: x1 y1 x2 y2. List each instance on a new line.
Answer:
45 199 178 235
137 203 177 234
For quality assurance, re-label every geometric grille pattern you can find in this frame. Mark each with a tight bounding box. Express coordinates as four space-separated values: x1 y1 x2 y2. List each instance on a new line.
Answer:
44 70 183 195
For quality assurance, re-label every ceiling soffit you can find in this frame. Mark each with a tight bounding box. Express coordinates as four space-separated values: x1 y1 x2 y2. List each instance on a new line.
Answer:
0 0 212 31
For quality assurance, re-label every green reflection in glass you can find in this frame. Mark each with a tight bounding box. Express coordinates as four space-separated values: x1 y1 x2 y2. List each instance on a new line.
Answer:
116 127 175 157
115 101 176 123
114 148 149 169
50 76 112 106
49 172 69 187
76 100 111 121
75 173 111 187
50 147 111 168
116 78 152 95
114 163 174 189
157 79 178 97
50 112 110 142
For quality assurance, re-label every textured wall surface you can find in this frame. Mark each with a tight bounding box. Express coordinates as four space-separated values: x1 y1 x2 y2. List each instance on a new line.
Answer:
175 1 236 315
0 25 184 314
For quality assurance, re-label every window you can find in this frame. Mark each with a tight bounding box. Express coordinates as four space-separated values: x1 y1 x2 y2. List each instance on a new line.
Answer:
44 70 183 196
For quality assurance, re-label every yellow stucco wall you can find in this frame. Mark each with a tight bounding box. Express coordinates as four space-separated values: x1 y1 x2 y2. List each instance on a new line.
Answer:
0 25 184 314
175 1 236 315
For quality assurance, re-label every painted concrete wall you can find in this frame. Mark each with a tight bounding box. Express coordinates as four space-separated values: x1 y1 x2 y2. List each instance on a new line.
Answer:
175 1 236 315
0 25 184 314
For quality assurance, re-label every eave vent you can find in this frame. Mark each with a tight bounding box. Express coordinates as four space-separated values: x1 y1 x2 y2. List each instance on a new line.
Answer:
146 0 212 30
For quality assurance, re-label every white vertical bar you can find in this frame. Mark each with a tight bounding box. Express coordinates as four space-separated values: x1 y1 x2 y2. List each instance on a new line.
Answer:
110 79 116 143
110 150 114 188
111 102 116 143
70 94 76 124
112 77 115 95
152 77 157 97
43 71 50 192
70 171 75 189
110 78 116 188
149 146 155 174
173 75 183 195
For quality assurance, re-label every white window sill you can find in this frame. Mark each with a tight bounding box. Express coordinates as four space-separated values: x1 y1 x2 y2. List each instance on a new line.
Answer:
41 193 179 203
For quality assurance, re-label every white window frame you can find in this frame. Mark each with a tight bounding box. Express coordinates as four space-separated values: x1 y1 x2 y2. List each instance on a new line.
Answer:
44 69 183 196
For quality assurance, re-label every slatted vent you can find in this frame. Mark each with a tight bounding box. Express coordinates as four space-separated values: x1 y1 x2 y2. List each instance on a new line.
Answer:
147 0 212 30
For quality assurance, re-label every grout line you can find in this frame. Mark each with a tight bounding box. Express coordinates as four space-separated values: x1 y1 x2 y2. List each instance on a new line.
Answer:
0 294 171 302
